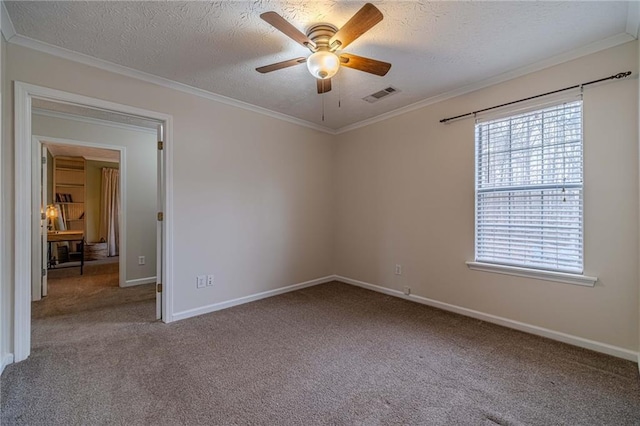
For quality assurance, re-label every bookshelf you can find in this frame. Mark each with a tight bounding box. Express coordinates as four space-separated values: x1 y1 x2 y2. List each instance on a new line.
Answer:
53 156 86 237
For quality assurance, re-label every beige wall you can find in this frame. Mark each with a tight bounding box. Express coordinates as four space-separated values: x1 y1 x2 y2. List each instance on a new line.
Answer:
1 38 637 360
33 115 155 283
334 41 639 351
1 40 336 362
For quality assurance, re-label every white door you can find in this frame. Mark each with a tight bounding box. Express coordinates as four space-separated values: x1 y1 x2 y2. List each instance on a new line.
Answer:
156 124 164 320
41 145 48 297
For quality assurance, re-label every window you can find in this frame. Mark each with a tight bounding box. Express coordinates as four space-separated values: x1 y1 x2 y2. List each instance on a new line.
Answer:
474 100 583 274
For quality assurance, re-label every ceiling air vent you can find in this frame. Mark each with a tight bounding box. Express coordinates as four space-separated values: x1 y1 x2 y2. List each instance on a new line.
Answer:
363 86 400 103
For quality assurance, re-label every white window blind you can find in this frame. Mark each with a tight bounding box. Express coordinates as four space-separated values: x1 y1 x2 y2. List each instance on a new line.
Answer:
475 100 583 274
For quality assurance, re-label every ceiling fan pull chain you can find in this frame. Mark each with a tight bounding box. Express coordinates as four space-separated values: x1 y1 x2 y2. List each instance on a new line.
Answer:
322 92 325 122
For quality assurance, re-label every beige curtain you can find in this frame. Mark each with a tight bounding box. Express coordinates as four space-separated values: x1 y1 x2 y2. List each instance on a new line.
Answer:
99 168 120 256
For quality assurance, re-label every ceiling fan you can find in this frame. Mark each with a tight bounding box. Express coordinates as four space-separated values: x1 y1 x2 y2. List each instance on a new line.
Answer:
256 3 391 94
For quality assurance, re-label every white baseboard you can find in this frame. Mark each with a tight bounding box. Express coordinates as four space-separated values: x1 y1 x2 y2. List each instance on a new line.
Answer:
1 353 15 374
122 276 156 287
172 275 335 321
335 275 639 362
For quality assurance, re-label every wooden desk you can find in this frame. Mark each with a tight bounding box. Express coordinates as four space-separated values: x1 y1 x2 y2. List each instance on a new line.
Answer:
47 231 84 275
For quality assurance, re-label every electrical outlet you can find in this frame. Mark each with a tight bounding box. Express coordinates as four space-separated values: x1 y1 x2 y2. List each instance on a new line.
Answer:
395 264 402 275
403 286 411 295
138 256 145 265
196 275 206 289
207 274 214 286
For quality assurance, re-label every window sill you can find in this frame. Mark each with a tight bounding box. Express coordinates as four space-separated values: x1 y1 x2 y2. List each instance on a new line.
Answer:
465 261 597 287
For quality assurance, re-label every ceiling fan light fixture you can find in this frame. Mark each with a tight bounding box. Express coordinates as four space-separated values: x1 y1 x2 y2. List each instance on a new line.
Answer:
257 4 388 93
306 51 340 79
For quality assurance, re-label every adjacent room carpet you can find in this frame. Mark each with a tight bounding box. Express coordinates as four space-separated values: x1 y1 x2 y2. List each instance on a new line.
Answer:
2 280 639 425
33 259 155 319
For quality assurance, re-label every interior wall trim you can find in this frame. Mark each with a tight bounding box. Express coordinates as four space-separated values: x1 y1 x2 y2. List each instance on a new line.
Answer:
334 33 636 134
627 1 640 39
1 2 16 42
4 33 335 135
81 156 119 163
172 275 335 321
123 276 156 287
335 275 639 362
1 353 14 374
14 82 175 363
0 11 633 135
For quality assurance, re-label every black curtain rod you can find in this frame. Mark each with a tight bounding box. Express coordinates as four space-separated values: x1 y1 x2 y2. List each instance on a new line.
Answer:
439 71 632 123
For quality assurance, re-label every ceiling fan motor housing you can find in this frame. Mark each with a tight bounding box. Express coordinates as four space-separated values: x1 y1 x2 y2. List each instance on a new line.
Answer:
306 23 339 52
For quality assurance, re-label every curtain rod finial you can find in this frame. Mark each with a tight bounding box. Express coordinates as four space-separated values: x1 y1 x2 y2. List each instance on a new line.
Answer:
614 71 632 79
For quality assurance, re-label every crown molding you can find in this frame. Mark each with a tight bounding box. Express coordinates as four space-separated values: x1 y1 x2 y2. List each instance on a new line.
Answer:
1 1 16 41
6 33 336 135
335 32 636 134
627 1 640 39
3 18 633 137
33 108 158 135
82 155 119 163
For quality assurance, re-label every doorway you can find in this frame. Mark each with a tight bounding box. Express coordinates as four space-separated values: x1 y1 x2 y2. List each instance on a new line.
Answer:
34 139 124 299
14 82 174 363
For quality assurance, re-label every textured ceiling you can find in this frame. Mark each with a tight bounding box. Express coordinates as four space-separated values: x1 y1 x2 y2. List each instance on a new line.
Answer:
44 142 120 163
5 1 632 130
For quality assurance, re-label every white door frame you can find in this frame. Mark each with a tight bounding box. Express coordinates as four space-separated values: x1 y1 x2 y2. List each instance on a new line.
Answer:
39 144 48 298
156 124 164 320
32 136 127 295
14 81 174 362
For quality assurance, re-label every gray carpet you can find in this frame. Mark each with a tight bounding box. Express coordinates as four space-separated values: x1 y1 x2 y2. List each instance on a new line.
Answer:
33 260 154 319
2 279 639 425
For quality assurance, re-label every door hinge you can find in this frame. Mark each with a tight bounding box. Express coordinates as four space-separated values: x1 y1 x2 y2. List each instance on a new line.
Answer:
42 268 46 277
41 212 46 220
157 212 163 221
157 283 163 293
157 141 163 150
42 156 47 165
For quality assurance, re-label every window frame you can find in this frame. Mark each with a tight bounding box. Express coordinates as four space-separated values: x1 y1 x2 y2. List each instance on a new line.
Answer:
467 98 597 286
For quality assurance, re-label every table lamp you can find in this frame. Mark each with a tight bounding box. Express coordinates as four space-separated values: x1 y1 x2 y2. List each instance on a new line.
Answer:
46 204 57 230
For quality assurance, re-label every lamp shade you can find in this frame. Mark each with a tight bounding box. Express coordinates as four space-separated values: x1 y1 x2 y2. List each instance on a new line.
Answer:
46 205 58 219
306 51 340 80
